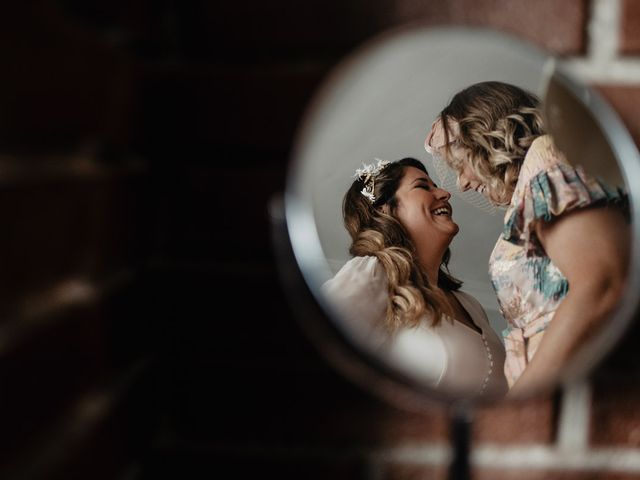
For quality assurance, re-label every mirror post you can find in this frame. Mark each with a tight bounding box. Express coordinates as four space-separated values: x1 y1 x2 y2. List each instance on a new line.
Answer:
448 401 474 480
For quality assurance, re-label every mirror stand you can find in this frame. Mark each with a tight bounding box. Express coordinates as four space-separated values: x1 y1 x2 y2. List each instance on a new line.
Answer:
447 401 474 480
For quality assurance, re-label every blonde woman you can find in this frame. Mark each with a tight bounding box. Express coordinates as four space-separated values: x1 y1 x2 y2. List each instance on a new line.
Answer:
322 157 508 398
425 81 630 396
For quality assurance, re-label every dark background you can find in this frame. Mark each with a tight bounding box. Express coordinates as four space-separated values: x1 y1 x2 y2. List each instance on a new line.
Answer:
3 1 640 479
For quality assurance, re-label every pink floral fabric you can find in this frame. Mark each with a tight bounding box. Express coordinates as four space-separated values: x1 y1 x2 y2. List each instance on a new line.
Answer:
489 135 627 387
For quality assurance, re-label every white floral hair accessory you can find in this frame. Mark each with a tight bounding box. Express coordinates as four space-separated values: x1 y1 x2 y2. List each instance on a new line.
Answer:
353 158 390 203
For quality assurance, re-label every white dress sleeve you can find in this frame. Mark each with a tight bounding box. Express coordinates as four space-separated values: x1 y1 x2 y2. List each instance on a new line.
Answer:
320 256 388 346
321 256 447 388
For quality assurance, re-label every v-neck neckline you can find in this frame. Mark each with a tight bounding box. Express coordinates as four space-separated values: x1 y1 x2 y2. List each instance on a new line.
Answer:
450 291 483 336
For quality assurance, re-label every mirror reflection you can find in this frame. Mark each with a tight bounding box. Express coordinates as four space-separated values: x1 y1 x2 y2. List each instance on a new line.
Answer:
290 27 633 402
321 156 509 398
424 81 630 397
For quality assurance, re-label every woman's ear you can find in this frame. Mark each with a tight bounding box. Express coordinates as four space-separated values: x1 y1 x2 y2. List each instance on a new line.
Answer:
426 116 461 155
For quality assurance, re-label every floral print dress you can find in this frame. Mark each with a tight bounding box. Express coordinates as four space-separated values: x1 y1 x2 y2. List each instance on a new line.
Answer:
488 135 627 387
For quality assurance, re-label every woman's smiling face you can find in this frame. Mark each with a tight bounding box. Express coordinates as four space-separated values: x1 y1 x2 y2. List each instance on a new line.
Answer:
392 166 459 244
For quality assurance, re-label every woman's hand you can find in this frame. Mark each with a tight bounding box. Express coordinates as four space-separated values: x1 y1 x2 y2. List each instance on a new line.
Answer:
507 205 630 398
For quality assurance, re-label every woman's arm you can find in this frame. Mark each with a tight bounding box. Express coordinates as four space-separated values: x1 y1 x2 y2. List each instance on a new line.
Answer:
507 205 630 398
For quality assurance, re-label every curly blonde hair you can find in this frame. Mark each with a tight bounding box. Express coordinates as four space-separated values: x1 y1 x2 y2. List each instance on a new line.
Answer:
343 158 461 332
437 81 546 205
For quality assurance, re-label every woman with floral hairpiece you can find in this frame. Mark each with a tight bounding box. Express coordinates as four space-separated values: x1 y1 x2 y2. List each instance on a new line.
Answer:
322 157 508 398
425 81 630 397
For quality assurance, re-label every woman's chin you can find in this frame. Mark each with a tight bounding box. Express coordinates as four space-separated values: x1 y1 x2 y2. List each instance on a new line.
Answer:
446 221 460 237
430 215 459 238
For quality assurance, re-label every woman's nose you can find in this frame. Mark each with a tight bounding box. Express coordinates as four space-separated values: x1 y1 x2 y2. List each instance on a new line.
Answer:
457 174 471 192
435 187 451 201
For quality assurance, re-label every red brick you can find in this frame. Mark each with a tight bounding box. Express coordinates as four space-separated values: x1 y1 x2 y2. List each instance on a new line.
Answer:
166 366 450 447
137 63 329 153
379 463 638 480
0 3 135 147
149 0 587 62
382 463 447 480
385 465 640 480
0 304 108 464
601 474 640 480
590 313 640 391
472 394 556 443
141 447 368 480
621 0 640 54
382 465 636 480
474 469 640 480
391 0 588 56
1 363 157 480
590 376 640 446
314 401 449 446
0 164 147 315
595 85 640 149
134 4 590 154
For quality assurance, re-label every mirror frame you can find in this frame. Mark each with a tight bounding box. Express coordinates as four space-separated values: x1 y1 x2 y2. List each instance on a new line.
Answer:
278 25 640 409
540 63 640 390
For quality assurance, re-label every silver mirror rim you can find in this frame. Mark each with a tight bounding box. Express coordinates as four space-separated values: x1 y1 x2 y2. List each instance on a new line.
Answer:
543 63 640 388
282 24 640 408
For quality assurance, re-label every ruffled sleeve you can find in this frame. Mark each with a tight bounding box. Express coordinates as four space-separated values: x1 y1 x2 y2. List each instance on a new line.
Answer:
320 256 389 341
503 135 627 255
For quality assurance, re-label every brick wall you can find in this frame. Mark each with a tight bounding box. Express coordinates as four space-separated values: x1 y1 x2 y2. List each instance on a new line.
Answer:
142 0 640 478
3 1 640 479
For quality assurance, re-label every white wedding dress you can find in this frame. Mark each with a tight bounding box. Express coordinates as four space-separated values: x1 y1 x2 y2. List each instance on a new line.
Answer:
321 256 508 398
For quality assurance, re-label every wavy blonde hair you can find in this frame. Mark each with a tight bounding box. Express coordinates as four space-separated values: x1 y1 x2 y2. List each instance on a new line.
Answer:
343 158 461 332
437 81 546 205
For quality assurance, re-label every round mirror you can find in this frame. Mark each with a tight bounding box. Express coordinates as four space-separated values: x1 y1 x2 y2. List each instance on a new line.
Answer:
278 25 639 410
